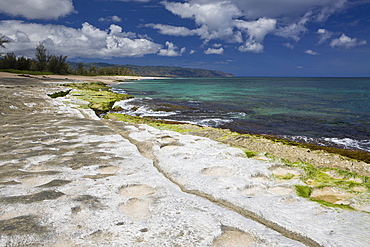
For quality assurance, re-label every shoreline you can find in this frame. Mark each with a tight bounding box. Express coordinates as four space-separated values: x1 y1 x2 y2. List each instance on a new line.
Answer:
2 71 369 169
110 76 370 154
1 74 370 246
3 71 369 170
109 78 370 167
0 71 165 84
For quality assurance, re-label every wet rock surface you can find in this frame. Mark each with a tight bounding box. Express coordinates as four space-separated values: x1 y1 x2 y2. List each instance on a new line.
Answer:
0 76 369 246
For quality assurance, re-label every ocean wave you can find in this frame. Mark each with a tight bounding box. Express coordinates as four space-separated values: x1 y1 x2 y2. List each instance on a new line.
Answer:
164 118 233 128
113 98 138 110
281 135 370 152
111 88 128 94
194 118 233 128
113 98 177 117
323 137 370 152
229 112 247 117
134 106 177 117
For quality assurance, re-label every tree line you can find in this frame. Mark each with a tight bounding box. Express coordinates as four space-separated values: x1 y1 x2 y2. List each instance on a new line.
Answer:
75 63 134 76
0 43 70 74
0 38 134 76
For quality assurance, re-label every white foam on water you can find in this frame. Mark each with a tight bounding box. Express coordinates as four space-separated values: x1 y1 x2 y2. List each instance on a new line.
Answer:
197 118 234 127
283 135 370 152
285 135 318 144
135 106 177 117
112 88 128 94
113 98 177 117
229 111 247 117
113 98 138 110
324 137 370 152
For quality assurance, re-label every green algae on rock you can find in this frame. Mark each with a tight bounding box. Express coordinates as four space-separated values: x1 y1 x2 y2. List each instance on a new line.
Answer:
48 89 71 98
62 82 133 114
285 162 370 210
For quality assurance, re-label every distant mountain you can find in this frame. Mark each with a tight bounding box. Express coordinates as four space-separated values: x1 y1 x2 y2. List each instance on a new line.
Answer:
124 64 233 77
67 62 233 77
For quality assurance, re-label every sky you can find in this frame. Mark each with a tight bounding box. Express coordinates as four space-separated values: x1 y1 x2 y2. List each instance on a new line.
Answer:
0 0 369 77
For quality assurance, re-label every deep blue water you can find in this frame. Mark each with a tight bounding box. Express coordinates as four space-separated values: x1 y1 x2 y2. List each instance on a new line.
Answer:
113 77 370 151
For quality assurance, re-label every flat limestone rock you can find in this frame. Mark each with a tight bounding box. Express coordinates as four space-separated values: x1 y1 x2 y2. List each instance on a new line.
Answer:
0 77 302 246
1 76 368 246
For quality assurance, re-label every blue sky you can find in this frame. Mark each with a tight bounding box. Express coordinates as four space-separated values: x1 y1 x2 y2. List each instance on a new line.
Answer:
0 0 369 77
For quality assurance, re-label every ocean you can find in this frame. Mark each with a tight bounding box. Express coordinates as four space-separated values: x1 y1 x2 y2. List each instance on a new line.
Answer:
112 77 370 152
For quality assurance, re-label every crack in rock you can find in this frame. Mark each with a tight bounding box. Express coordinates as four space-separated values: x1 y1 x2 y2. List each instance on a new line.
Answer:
103 120 322 247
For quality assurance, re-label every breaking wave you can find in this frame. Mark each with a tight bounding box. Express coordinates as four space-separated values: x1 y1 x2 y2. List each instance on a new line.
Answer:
113 98 177 117
281 135 370 152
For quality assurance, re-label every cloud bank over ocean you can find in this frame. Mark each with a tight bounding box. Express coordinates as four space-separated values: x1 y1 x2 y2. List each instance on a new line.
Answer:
0 21 162 58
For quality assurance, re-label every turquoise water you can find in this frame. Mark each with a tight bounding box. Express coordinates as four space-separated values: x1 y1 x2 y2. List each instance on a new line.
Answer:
113 77 370 151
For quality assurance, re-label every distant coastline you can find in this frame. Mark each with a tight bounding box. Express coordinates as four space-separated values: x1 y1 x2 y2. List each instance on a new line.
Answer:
0 71 164 84
67 62 234 78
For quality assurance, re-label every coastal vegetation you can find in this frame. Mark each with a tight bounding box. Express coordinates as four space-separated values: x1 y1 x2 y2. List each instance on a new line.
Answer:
68 62 135 76
0 43 135 76
0 43 70 74
0 39 232 77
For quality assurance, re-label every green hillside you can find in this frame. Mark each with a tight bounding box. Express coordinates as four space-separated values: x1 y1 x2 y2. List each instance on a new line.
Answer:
67 62 233 77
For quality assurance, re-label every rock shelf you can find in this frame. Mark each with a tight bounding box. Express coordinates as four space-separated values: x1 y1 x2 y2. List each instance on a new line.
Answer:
0 75 369 246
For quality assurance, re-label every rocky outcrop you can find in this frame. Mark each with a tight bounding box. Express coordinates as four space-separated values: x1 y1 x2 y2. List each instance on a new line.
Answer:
1 76 369 246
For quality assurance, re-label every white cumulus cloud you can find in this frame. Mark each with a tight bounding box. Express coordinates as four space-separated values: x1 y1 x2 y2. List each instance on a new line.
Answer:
158 41 185 56
153 1 277 52
305 49 320 55
163 1 241 30
204 47 224 55
162 0 243 43
99 15 122 23
0 20 162 58
220 0 347 21
145 23 208 38
235 17 276 53
148 0 351 53
238 41 263 53
0 0 74 20
330 34 366 49
317 28 333 44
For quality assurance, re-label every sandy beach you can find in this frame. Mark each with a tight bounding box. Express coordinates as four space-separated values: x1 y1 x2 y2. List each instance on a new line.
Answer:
1 72 369 247
0 72 163 84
